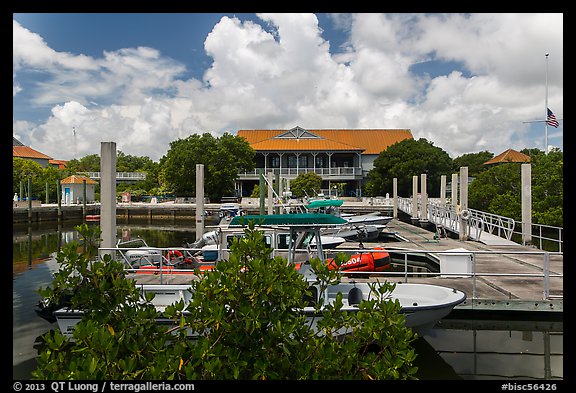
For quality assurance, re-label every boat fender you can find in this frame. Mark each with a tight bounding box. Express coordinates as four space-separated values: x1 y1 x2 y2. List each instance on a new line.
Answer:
460 209 471 220
348 286 363 306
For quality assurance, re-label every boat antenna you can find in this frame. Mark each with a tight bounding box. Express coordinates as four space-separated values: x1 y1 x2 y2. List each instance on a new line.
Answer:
261 174 288 213
73 126 77 159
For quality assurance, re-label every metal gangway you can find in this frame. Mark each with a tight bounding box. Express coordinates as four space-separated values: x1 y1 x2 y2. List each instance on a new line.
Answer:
396 197 562 252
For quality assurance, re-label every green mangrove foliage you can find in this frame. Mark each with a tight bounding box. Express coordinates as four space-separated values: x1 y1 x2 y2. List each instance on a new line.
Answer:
33 223 418 380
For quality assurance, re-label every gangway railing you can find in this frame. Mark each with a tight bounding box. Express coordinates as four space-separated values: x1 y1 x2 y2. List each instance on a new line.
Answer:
398 197 485 241
397 197 563 252
514 222 563 253
328 247 562 302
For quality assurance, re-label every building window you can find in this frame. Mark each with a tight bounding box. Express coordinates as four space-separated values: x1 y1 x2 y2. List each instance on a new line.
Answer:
298 155 308 168
288 155 297 168
270 156 280 168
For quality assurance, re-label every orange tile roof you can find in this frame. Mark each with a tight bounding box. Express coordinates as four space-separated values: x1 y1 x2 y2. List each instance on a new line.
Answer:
483 148 530 165
49 159 68 169
237 129 413 154
13 146 52 160
60 175 97 185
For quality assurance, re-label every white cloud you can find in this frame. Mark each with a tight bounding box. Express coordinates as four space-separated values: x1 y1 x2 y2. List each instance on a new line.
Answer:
13 13 563 161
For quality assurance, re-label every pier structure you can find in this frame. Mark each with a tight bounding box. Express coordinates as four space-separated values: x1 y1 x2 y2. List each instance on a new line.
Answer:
15 154 562 315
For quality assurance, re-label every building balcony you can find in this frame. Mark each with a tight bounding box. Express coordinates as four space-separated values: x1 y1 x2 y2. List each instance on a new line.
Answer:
82 172 147 182
238 167 364 181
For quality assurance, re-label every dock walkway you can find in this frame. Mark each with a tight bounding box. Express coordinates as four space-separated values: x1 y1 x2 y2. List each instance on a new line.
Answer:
360 219 563 313
127 218 562 315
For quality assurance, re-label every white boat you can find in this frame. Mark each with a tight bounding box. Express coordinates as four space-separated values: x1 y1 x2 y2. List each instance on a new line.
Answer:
305 199 393 237
43 213 466 337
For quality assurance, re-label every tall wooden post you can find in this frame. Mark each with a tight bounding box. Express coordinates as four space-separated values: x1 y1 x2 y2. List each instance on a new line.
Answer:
411 175 418 222
521 163 532 245
420 173 427 221
100 142 117 258
459 167 468 240
195 164 205 241
393 177 398 218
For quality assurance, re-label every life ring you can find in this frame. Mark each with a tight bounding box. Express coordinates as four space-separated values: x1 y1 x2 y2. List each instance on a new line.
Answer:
460 209 471 220
167 250 184 261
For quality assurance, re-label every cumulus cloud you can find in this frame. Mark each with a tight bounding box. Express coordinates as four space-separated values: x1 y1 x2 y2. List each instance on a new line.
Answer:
13 13 563 161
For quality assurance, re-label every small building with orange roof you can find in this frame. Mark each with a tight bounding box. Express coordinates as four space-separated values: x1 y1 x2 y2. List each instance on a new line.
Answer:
60 175 97 205
483 148 531 166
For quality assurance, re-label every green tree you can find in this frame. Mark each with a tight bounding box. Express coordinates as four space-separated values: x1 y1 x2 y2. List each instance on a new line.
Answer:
65 154 101 172
366 138 453 197
530 149 563 226
116 151 156 172
468 162 521 218
33 223 418 380
289 172 323 198
160 133 254 201
452 151 494 176
13 157 44 200
468 148 563 227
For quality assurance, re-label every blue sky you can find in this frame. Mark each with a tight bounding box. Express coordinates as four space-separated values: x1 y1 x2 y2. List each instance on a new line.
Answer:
13 13 563 161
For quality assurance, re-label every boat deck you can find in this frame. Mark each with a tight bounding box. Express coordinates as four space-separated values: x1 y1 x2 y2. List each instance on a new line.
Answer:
127 218 562 315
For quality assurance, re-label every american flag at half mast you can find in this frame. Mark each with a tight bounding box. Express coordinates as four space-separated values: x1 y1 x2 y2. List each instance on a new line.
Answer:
546 108 559 128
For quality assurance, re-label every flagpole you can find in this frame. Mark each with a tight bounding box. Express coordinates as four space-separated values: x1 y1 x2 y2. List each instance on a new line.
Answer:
545 53 549 154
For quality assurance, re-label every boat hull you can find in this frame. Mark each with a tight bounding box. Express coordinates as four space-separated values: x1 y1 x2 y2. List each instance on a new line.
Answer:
50 281 465 337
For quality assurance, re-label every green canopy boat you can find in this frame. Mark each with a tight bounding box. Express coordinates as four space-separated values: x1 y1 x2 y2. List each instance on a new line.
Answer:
305 199 344 209
229 213 346 227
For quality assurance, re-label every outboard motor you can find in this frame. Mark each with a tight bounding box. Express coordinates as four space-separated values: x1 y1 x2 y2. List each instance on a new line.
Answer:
348 285 363 306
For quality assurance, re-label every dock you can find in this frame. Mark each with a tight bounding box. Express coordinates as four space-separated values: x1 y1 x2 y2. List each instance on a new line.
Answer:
353 219 563 314
125 216 562 317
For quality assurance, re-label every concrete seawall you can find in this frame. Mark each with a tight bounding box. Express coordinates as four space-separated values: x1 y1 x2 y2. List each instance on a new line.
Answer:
13 201 394 224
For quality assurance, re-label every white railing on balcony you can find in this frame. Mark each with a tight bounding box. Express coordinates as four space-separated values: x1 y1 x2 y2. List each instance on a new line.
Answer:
83 172 147 181
239 167 363 178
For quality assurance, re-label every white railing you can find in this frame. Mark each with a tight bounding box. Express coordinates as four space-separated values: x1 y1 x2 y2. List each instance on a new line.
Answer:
326 247 562 302
83 172 147 181
398 197 513 242
239 167 363 178
397 197 563 252
514 222 563 253
100 246 562 302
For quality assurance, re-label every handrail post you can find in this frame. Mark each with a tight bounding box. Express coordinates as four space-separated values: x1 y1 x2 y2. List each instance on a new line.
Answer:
472 253 477 300
404 253 408 283
543 252 550 300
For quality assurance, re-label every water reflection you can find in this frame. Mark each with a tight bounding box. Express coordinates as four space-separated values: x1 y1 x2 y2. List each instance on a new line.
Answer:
422 318 563 380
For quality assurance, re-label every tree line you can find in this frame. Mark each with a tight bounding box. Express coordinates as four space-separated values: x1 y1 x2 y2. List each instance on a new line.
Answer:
13 134 562 227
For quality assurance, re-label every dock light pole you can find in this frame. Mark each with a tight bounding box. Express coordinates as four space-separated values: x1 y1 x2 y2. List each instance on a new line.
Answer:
545 53 549 154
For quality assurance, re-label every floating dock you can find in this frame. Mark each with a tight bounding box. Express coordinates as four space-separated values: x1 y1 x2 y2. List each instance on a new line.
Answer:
125 216 562 317
350 219 563 315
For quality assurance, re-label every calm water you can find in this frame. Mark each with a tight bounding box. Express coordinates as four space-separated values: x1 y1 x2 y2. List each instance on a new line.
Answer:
12 219 563 380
